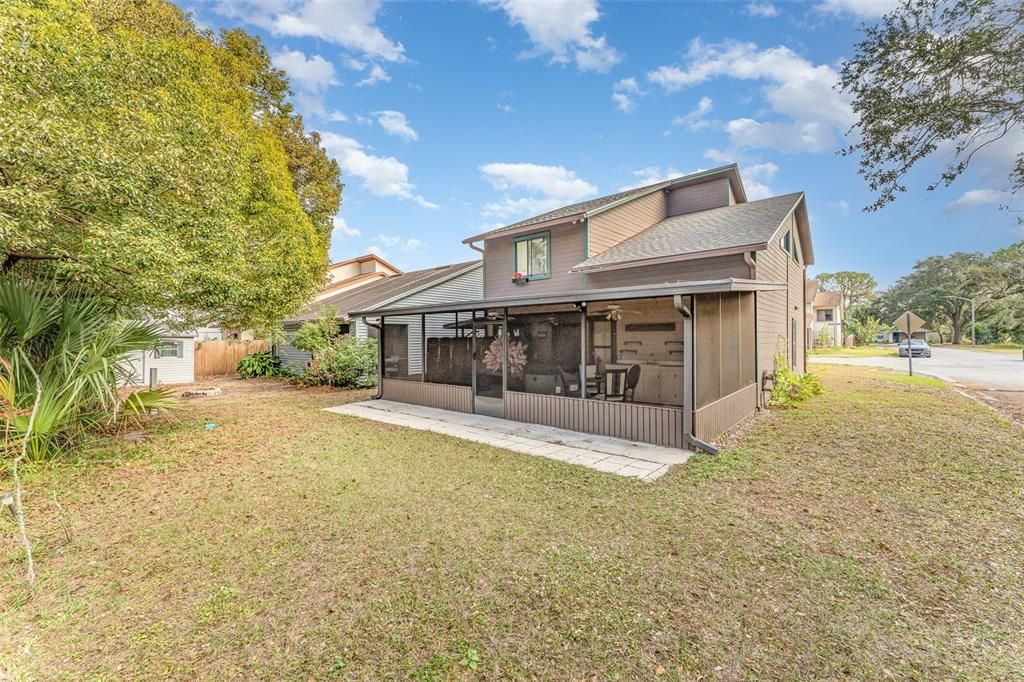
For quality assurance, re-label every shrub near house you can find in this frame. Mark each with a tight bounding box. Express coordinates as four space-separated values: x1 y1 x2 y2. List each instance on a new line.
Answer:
290 314 378 388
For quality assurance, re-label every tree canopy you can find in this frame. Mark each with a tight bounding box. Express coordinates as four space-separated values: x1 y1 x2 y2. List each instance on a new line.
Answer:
839 0 1023 212
870 241 1023 344
0 0 341 329
815 271 877 310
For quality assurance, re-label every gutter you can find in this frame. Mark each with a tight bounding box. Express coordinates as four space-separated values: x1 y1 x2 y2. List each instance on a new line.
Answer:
362 316 385 399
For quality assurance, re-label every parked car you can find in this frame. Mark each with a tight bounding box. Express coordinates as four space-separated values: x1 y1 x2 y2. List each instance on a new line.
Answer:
898 339 932 358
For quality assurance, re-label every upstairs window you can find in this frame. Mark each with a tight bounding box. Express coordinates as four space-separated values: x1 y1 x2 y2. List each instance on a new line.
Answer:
513 231 551 280
782 230 791 254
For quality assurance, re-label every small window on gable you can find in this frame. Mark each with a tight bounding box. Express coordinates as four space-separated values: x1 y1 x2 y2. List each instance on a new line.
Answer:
791 232 800 264
154 340 184 359
513 231 551 280
782 230 791 254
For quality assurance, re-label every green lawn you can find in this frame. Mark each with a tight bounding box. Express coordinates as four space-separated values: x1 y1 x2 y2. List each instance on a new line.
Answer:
809 345 897 358
964 343 1024 356
3 367 1023 679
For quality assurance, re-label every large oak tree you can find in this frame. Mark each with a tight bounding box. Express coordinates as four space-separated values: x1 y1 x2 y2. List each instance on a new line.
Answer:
0 0 341 329
840 0 1023 212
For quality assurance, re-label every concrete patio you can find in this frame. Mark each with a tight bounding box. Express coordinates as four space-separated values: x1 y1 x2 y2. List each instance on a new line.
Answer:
324 399 692 481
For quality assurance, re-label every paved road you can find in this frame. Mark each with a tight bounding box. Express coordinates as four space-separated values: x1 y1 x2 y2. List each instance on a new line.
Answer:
810 346 1024 391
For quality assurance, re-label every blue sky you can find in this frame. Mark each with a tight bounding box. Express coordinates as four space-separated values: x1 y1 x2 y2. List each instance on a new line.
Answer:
190 0 1023 286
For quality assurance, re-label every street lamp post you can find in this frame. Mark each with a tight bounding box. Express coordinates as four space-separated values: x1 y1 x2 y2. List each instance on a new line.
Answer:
946 296 976 346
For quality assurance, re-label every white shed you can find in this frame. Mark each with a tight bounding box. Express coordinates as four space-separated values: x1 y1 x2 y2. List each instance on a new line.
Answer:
125 331 198 386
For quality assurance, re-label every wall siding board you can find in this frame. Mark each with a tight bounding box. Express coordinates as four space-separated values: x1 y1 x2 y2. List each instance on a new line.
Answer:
693 383 757 441
125 338 196 385
753 213 806 381
504 391 685 448
484 225 585 298
587 254 751 289
587 190 667 257
667 178 729 216
381 379 474 413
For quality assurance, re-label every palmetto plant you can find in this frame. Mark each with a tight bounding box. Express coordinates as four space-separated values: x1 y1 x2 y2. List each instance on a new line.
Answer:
0 277 164 460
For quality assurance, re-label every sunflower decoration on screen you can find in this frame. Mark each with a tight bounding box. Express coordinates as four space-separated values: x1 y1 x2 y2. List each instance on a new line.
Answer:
483 338 528 378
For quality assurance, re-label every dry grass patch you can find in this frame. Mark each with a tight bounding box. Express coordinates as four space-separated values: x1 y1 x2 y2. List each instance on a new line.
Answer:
2 368 1023 679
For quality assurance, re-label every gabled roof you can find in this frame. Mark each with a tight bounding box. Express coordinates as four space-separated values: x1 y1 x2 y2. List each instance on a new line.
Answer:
463 164 747 244
328 252 401 272
572 192 807 273
813 290 843 309
292 260 481 321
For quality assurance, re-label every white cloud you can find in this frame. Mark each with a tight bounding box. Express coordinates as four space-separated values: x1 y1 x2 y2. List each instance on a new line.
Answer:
278 0 404 62
815 0 899 18
611 77 644 113
216 0 404 62
374 234 423 252
703 148 734 164
672 96 714 131
366 245 386 258
485 0 621 72
332 216 361 237
271 48 337 91
374 110 417 141
480 162 597 219
618 166 686 190
944 189 1009 213
319 132 438 209
742 161 779 200
829 199 851 216
611 93 635 114
648 39 853 154
745 1 779 17
327 111 349 122
357 63 391 87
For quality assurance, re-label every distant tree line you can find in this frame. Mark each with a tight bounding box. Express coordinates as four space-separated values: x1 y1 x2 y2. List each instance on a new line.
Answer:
819 240 1024 345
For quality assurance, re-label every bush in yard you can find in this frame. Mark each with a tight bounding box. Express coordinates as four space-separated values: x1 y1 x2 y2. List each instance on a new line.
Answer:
236 351 282 379
0 277 166 461
768 350 824 409
845 315 888 346
303 335 378 389
814 326 835 348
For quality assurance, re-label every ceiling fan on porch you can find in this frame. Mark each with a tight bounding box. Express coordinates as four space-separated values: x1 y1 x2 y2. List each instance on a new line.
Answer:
588 303 641 322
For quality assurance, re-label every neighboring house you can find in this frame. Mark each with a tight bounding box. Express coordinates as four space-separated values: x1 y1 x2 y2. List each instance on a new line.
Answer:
350 164 813 448
805 280 818 350
315 253 401 302
811 290 844 347
125 329 198 385
278 260 483 373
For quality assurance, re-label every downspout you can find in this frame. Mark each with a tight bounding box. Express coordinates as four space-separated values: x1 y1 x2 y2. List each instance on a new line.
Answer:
466 240 484 255
673 295 718 456
363 316 384 399
743 252 756 279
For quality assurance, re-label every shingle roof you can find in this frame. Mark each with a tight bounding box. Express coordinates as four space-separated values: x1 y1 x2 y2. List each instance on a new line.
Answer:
813 290 843 309
291 260 481 321
463 164 745 243
572 192 805 272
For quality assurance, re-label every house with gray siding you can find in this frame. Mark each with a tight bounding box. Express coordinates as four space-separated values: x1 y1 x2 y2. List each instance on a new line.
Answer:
350 164 812 449
278 261 483 373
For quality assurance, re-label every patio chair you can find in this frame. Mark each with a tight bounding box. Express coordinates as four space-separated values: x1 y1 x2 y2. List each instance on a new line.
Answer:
606 364 641 402
557 367 582 398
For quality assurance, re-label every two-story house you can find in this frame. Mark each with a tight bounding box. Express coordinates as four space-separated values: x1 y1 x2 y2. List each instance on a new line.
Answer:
811 290 844 347
351 164 812 449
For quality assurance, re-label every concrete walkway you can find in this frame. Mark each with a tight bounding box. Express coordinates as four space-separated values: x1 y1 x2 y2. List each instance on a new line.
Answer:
325 399 692 481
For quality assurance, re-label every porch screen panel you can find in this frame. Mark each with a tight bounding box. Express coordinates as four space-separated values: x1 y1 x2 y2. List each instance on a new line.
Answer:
425 312 471 386
587 297 684 407
720 293 743 397
507 305 581 398
382 315 422 381
695 295 722 408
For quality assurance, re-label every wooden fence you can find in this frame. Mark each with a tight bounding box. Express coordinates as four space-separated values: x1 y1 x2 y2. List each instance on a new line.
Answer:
195 339 268 376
